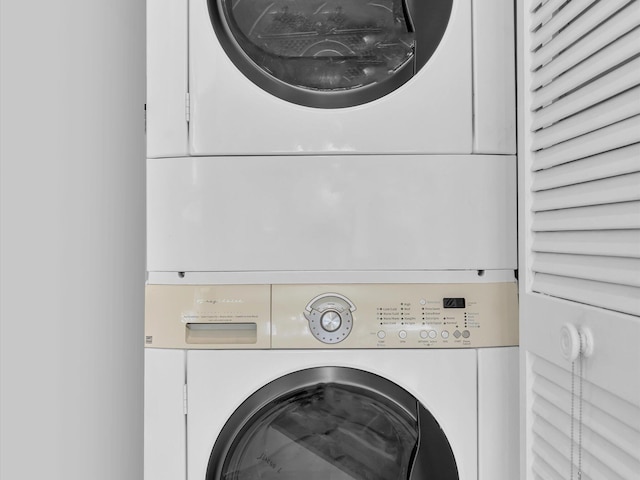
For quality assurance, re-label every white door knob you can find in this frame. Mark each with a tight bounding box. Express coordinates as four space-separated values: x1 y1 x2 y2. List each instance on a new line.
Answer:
561 323 594 362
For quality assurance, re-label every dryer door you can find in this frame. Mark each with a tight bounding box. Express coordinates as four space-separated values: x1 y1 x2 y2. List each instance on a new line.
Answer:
206 367 458 479
207 0 453 108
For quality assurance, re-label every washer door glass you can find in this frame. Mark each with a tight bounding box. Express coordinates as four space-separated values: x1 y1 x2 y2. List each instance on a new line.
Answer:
207 0 453 108
206 367 459 480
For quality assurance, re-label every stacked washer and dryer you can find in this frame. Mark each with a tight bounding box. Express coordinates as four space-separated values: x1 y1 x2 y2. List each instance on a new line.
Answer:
145 1 518 479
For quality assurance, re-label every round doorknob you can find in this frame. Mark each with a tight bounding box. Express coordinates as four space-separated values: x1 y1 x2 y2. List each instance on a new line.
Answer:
561 323 594 362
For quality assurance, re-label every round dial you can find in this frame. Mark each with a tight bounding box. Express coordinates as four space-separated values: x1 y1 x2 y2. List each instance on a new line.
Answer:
321 311 342 332
304 294 356 344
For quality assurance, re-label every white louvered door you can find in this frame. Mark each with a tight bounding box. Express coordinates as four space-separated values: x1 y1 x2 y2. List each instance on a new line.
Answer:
519 1 640 479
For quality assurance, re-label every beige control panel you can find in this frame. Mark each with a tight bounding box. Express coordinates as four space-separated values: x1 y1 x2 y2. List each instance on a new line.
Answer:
145 283 518 349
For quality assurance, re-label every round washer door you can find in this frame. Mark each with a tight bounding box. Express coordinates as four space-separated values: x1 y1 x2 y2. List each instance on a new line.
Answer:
207 0 453 108
206 367 459 480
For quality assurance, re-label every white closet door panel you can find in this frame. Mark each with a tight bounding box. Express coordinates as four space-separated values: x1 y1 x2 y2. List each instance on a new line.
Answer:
532 115 640 171
532 253 640 287
521 0 640 473
530 0 634 71
532 144 640 190
530 25 640 110
531 56 640 130
532 202 640 232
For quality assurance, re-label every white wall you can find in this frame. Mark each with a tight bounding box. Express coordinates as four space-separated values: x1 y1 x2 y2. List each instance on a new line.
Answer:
0 1 145 478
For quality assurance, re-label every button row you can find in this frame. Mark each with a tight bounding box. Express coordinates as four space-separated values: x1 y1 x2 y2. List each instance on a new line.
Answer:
376 329 471 340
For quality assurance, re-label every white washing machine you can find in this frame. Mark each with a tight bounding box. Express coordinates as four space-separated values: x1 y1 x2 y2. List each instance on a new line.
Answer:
147 0 515 156
144 280 520 480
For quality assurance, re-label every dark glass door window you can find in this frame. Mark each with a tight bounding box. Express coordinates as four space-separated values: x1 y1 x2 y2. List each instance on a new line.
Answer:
207 367 459 480
207 0 453 108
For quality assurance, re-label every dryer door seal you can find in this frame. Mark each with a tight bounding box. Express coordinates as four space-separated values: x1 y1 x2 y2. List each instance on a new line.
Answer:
206 367 458 479
207 0 453 108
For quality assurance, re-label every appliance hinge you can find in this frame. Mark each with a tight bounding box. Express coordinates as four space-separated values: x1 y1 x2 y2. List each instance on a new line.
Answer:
185 93 191 123
183 384 188 415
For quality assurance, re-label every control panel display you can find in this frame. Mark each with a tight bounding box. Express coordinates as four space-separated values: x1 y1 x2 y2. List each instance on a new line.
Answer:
443 297 466 309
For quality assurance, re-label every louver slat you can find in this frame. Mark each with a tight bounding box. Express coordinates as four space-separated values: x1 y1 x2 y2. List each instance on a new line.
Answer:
530 0 549 14
532 87 640 151
530 0 566 32
530 0 634 71
533 230 640 258
532 115 640 171
531 454 565 480
530 12 640 93
530 0 597 51
532 273 640 315
532 202 640 232
531 434 576 480
531 56 640 131
531 172 640 211
532 144 640 190
531 252 639 286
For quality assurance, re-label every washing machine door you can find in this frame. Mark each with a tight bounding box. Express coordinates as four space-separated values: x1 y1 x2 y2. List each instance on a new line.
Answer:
207 0 453 108
206 367 458 480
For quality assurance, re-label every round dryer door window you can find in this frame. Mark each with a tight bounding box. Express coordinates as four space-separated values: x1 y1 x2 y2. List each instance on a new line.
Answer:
207 0 454 108
206 367 459 480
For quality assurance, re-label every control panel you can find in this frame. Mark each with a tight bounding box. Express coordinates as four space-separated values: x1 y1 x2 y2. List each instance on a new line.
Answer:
272 283 518 348
145 282 518 349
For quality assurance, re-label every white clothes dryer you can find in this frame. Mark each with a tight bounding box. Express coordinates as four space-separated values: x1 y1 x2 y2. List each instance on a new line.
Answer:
144 281 520 480
147 0 516 157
